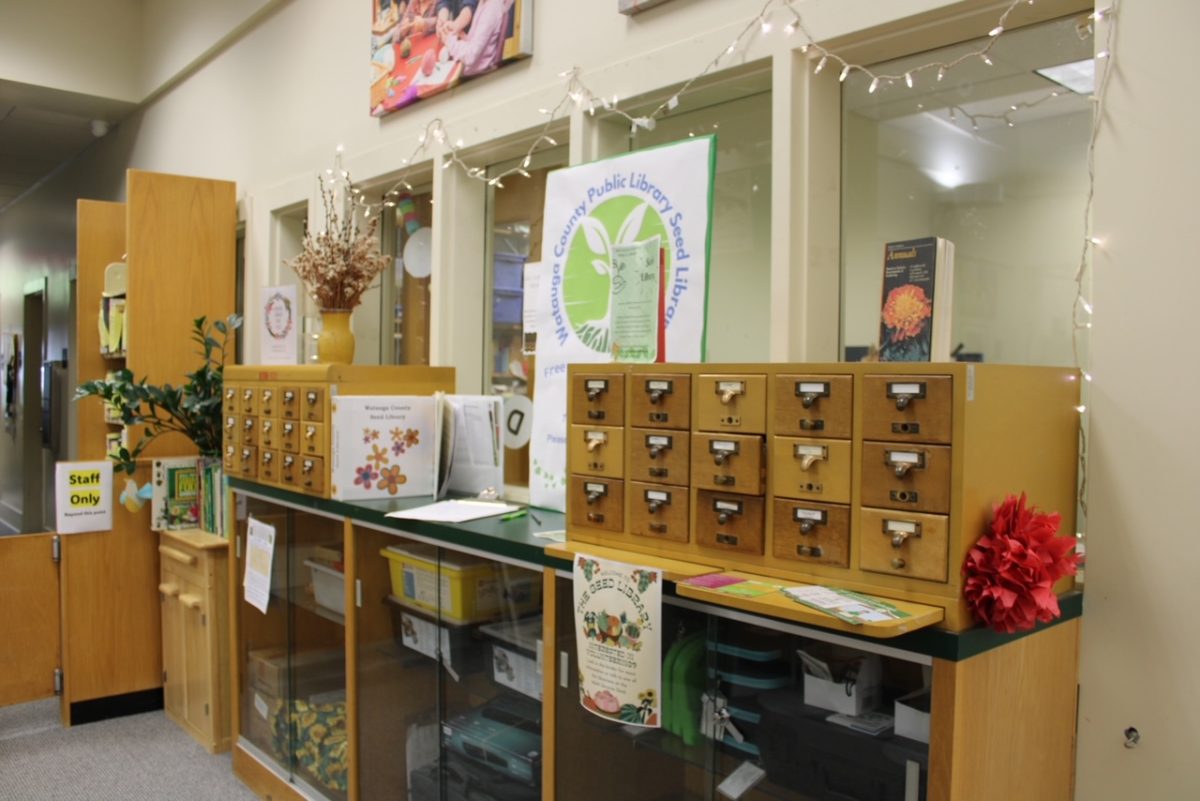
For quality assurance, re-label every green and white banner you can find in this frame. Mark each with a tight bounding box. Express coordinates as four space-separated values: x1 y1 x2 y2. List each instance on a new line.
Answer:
531 136 715 511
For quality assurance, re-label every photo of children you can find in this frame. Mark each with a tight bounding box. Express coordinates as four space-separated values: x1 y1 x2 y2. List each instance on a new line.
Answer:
370 0 532 117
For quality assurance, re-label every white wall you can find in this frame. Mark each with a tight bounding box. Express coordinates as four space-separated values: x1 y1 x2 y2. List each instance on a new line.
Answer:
1077 1 1200 797
0 0 141 102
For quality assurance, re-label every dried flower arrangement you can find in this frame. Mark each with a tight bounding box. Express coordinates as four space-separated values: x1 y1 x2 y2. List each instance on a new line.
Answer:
287 172 390 311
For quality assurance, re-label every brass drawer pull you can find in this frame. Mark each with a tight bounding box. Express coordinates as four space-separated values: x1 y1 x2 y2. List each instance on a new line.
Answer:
797 545 823 558
794 444 827 471
718 381 745 405
585 380 608 402
891 557 906 570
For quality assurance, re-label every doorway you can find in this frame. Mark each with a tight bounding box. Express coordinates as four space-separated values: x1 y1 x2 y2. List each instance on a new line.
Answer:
21 284 48 533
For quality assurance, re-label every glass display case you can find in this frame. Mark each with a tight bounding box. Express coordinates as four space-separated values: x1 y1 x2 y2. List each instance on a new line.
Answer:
553 575 930 801
236 495 349 800
354 522 545 801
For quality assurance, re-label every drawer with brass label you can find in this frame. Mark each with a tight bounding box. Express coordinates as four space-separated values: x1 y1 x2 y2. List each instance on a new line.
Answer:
239 416 258 448
301 422 324 457
260 418 277 450
223 386 238 416
298 455 325 495
280 453 298 486
629 482 689 543
239 386 258 416
239 446 258 479
571 373 625 426
774 374 852 438
630 429 690 485
859 508 949 582
260 450 279 483
860 442 951 514
280 421 299 454
259 387 277 418
222 443 236 472
772 437 852 504
862 375 952 444
279 386 300 420
695 374 766 433
772 499 850 567
630 374 690 429
691 433 764 495
568 476 624 533
567 425 625 479
302 386 325 422
223 414 238 444
695 490 765 555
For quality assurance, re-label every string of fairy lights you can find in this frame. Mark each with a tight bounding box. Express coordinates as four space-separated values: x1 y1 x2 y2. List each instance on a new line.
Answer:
317 0 1114 528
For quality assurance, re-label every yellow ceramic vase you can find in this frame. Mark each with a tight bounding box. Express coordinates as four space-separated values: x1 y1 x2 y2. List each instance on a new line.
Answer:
318 310 355 364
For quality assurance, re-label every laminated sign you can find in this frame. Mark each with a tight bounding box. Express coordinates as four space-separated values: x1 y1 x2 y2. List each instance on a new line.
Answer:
532 136 715 510
55 461 113 534
574 553 662 727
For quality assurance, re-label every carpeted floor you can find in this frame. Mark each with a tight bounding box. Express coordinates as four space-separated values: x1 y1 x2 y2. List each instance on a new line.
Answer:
0 699 258 800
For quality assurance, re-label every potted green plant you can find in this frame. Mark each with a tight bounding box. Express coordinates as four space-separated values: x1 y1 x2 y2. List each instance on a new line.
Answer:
75 314 242 475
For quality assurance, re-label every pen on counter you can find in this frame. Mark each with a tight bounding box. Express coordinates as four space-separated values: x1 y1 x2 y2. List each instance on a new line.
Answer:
529 510 541 524
499 508 528 522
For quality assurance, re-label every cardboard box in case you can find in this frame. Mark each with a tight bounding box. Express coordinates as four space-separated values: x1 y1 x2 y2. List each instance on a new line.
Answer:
894 687 931 744
479 617 542 701
802 653 881 716
247 646 346 697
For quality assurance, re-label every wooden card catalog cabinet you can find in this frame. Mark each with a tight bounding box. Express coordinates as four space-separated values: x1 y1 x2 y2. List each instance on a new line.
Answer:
564 362 1079 631
222 365 453 498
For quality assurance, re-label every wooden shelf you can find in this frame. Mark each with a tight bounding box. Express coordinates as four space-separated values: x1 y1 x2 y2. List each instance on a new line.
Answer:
545 541 720 583
161 527 229 551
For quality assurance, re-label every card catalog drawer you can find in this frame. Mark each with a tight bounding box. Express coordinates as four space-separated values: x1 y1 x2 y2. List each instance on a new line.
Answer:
772 499 850 568
298 455 325 495
695 373 767 434
772 437 852 504
223 386 238 416
260 418 277 450
222 443 236 472
695 491 765 555
774 374 853 438
862 375 952 444
280 453 298 486
280 421 300 454
239 446 258 479
568 476 624 533
629 428 690 485
630 373 690 429
567 425 625 479
629 482 689 544
859 508 949 582
239 386 258 416
860 442 951 514
239 416 258 448
301 422 324 457
691 433 764 495
302 386 325 422
571 373 625 426
279 386 300 420
259 387 277 419
260 449 279 483
223 414 238 445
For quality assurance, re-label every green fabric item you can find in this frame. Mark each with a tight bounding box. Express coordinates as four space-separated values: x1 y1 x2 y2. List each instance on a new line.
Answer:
674 635 707 747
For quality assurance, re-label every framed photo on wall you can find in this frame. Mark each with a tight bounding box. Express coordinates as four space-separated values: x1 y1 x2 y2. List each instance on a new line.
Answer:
371 0 533 117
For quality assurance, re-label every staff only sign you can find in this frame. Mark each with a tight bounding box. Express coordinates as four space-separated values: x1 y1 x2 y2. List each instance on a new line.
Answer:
55 461 114 534
531 136 715 510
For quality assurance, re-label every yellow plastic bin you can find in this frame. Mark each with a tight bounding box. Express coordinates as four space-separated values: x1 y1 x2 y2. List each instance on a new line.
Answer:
381 544 514 624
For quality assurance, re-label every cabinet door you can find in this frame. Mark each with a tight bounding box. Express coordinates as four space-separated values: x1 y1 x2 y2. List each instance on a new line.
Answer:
160 573 185 719
180 575 212 738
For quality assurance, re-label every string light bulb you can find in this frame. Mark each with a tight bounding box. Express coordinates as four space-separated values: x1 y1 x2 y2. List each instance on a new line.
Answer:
981 53 993 66
785 21 796 35
937 66 946 81
839 64 851 82
814 55 827 74
905 72 913 88
760 19 772 34
868 77 880 93
989 25 1004 36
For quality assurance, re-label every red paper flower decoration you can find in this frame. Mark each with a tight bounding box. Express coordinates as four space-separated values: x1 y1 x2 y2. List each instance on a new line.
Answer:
963 493 1081 633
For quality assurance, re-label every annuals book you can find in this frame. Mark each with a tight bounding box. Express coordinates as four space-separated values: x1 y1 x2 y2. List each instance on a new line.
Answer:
877 237 954 362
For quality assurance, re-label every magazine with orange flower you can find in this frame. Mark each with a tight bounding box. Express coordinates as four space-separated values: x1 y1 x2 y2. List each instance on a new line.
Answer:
877 236 954 362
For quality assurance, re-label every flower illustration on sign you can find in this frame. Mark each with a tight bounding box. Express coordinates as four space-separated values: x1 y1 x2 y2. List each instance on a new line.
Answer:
354 464 378 490
564 196 669 354
367 444 390 468
377 465 407 495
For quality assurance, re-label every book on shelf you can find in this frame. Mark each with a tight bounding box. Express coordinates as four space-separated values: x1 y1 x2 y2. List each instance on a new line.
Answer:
196 456 224 536
151 456 200 531
877 236 954 362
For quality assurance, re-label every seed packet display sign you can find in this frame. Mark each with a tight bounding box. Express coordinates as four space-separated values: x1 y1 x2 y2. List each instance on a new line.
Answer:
331 396 439 500
574 553 662 727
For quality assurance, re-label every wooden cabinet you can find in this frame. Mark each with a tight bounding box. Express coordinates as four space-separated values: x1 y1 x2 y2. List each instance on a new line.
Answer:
65 171 235 726
159 529 231 753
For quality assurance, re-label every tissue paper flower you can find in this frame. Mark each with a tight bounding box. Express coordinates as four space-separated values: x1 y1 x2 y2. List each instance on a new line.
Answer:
963 493 1081 633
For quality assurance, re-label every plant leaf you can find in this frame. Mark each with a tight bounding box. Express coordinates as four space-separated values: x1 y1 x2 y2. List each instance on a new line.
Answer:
580 217 611 258
616 202 649 246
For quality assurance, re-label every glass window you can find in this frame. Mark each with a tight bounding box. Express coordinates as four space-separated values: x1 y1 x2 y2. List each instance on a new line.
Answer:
841 15 1093 365
632 74 772 362
382 188 434 365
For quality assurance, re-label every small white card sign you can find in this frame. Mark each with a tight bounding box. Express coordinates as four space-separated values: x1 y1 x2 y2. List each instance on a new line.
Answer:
259 285 298 365
243 516 276 614
54 461 113 534
574 553 662 727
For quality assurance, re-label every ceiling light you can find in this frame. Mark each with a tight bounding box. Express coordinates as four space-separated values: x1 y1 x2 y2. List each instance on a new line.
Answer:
1036 58 1095 94
90 120 109 137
